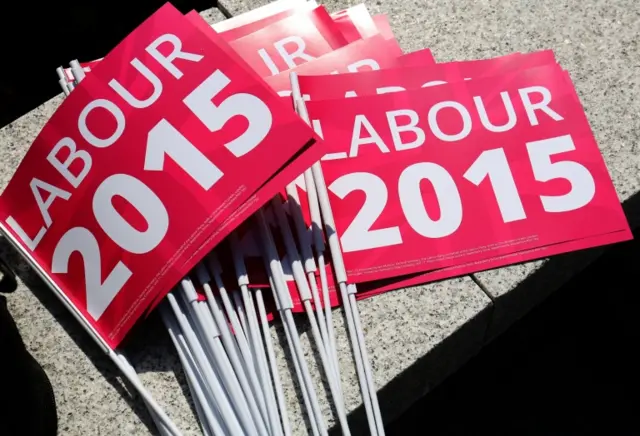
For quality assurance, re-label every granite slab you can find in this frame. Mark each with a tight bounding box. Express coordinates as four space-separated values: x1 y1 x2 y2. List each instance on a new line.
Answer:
0 4 492 435
465 0 640 338
217 0 273 16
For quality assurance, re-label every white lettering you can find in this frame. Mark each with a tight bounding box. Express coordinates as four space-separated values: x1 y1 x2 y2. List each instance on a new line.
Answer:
78 99 126 148
473 91 517 133
518 86 563 126
329 172 402 252
346 59 380 72
422 80 447 88
30 178 71 227
52 227 132 320
386 109 425 151
399 162 463 238
315 118 347 160
258 48 280 75
428 100 472 142
109 58 163 109
526 135 594 212
146 33 203 80
5 217 46 251
47 138 92 188
93 174 169 255
145 119 223 189
183 70 272 157
273 36 315 72
376 86 405 94
349 114 390 157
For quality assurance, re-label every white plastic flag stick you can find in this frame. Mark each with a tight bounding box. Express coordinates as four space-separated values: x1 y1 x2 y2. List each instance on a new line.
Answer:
179 279 268 436
159 305 223 436
195 261 274 434
176 289 249 432
254 287 292 436
206 262 284 436
281 185 342 399
190 293 273 436
315 238 340 385
270 196 351 434
299 158 341 385
109 343 183 435
188 384 213 436
172 305 228 434
291 72 385 436
306 135 382 436
192 292 273 436
347 283 383 432
193 299 242 436
255 209 328 436
182 295 239 429
167 291 244 434
69 59 85 84
48 74 181 436
233 266 271 382
283 185 330 347
258 253 318 436
229 233 291 436
302 171 340 377
55 67 70 96
204 256 258 376
231 290 250 343
283 182 337 383
229 233 269 374
119 348 213 436
116 353 174 436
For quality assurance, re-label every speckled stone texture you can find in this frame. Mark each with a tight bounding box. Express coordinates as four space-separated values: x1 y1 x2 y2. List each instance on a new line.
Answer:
218 0 274 16
0 4 493 435
0 9 232 435
0 100 199 435
463 0 640 338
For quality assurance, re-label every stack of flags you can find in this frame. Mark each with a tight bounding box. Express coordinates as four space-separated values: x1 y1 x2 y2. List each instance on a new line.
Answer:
0 1 630 435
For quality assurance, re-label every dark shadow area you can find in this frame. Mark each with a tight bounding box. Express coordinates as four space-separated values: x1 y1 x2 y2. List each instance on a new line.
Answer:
0 3 222 431
329 297 491 436
387 233 639 435
0 0 217 127
0 238 162 434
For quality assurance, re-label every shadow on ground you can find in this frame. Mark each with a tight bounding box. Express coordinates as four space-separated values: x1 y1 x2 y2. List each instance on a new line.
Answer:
0 0 217 128
387 234 639 435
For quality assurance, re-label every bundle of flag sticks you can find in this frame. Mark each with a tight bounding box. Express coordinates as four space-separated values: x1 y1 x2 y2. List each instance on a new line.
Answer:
55 6 382 436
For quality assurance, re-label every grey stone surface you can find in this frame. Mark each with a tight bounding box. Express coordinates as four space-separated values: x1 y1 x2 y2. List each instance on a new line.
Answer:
0 3 492 435
470 0 640 336
218 0 273 16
